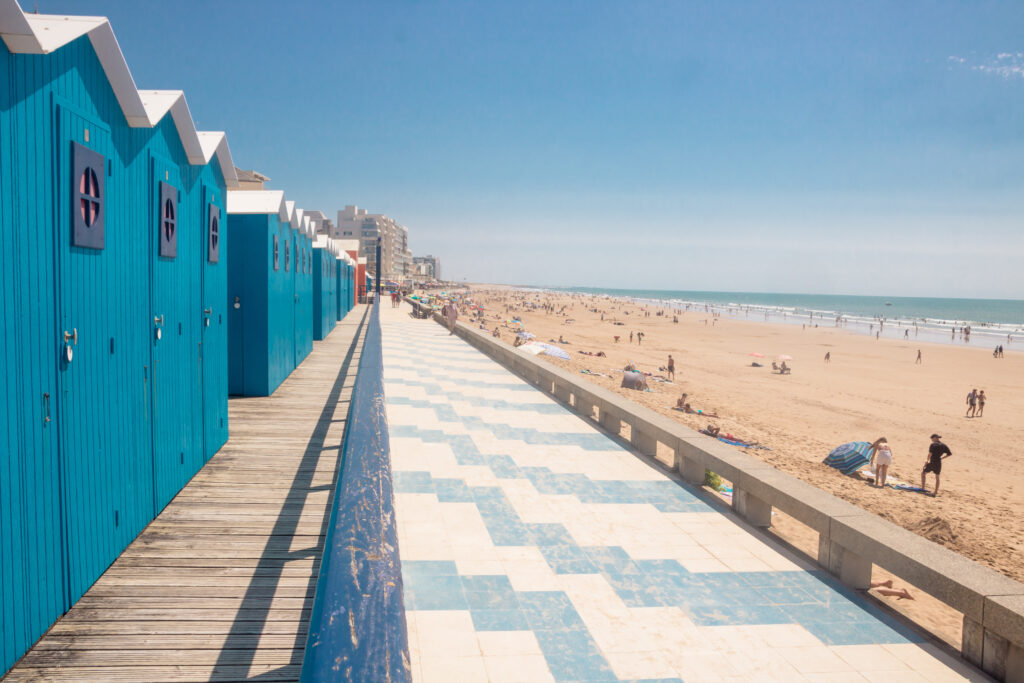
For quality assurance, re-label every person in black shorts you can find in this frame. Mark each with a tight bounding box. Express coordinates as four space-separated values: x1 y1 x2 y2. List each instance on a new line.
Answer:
921 434 952 496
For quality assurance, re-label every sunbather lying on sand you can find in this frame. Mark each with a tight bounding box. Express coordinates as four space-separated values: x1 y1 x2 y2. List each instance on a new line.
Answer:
672 403 719 418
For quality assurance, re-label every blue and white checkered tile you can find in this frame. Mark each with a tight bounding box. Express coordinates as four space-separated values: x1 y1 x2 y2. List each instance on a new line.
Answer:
382 305 982 683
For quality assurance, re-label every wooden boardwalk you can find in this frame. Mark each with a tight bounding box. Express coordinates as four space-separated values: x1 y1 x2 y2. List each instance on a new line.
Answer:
4 307 369 683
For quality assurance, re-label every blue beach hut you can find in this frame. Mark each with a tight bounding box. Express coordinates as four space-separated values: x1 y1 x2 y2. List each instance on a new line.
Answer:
226 190 298 396
312 235 339 340
0 0 237 673
290 205 314 364
336 253 355 321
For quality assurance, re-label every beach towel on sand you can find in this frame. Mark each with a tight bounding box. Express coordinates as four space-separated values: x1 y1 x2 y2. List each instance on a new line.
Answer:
823 441 872 474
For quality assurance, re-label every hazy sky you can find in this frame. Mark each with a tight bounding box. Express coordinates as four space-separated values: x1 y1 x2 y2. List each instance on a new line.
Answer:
43 0 1024 298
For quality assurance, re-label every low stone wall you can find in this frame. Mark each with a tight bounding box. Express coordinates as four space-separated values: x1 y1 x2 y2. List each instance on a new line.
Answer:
423 305 1024 682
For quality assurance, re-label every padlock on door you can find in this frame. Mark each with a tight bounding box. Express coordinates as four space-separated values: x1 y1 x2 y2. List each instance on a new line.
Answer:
63 328 77 362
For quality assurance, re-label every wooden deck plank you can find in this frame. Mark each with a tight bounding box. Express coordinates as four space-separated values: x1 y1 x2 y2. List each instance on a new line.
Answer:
4 307 368 682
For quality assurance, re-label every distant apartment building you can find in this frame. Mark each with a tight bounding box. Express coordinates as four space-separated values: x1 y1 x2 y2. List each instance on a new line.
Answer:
304 210 334 236
335 205 412 283
412 255 442 281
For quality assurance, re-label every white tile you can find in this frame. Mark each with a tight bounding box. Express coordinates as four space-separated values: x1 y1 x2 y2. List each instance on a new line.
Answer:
777 645 855 674
881 643 985 681
415 611 481 658
483 654 555 683
606 649 678 679
419 655 489 683
742 623 823 648
831 644 912 672
665 647 743 681
802 674 871 683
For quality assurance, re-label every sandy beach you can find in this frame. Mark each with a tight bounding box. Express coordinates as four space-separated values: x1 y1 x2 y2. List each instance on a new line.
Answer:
460 286 1024 589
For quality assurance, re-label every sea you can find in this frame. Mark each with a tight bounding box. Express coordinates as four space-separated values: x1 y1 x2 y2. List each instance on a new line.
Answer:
548 287 1024 350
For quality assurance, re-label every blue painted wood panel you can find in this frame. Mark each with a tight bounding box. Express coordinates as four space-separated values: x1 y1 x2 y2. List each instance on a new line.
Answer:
1 33 229 675
294 232 313 363
199 180 228 457
227 213 269 395
150 154 201 512
312 248 337 340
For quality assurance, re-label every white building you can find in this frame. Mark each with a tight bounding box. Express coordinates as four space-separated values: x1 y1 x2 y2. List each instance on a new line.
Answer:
412 254 442 281
335 205 412 283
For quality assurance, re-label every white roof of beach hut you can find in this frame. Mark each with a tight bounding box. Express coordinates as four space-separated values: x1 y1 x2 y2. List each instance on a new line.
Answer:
0 0 238 186
227 190 288 220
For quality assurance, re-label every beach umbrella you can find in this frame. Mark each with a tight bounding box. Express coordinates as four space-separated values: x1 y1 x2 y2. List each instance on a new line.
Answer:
823 441 872 474
777 354 793 361
749 352 764 358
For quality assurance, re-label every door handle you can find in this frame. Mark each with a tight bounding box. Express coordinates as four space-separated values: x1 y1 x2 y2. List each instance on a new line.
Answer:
63 328 78 344
204 308 212 315
43 392 51 423
154 315 164 326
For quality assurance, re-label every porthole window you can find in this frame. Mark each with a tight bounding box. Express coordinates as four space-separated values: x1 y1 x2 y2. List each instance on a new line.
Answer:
273 234 279 271
285 240 290 271
208 204 221 263
71 142 105 249
80 168 100 225
158 182 178 258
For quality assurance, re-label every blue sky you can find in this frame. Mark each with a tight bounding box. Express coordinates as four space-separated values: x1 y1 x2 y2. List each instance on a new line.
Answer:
43 0 1024 298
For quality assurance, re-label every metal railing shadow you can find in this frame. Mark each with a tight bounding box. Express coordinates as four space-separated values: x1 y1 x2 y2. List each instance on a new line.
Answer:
210 306 369 679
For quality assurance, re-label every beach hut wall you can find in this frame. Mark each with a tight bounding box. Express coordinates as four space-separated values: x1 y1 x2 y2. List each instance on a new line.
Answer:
312 234 338 340
336 254 354 320
292 210 313 365
226 190 299 396
0 0 235 673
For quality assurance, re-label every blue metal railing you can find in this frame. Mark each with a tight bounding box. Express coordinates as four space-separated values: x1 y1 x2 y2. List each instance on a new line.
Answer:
301 301 411 682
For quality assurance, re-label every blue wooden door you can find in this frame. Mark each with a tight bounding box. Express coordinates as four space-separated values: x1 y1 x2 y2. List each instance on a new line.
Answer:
150 155 199 511
55 103 150 603
200 183 228 458
2 91 68 672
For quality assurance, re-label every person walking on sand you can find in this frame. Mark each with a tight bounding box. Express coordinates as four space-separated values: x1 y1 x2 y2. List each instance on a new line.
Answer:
965 388 978 417
915 349 922 364
667 355 675 380
824 351 831 363
630 331 634 344
977 390 986 417
921 434 952 496
868 437 893 487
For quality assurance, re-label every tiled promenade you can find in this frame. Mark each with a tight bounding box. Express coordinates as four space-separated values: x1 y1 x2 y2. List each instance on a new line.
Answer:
382 305 982 682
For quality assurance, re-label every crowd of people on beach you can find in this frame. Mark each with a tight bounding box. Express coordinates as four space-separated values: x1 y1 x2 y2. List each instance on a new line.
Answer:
439 289 987 504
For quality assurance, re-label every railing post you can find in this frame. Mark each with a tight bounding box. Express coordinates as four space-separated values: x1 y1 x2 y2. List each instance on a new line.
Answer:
574 394 594 420
599 405 621 435
630 424 657 457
